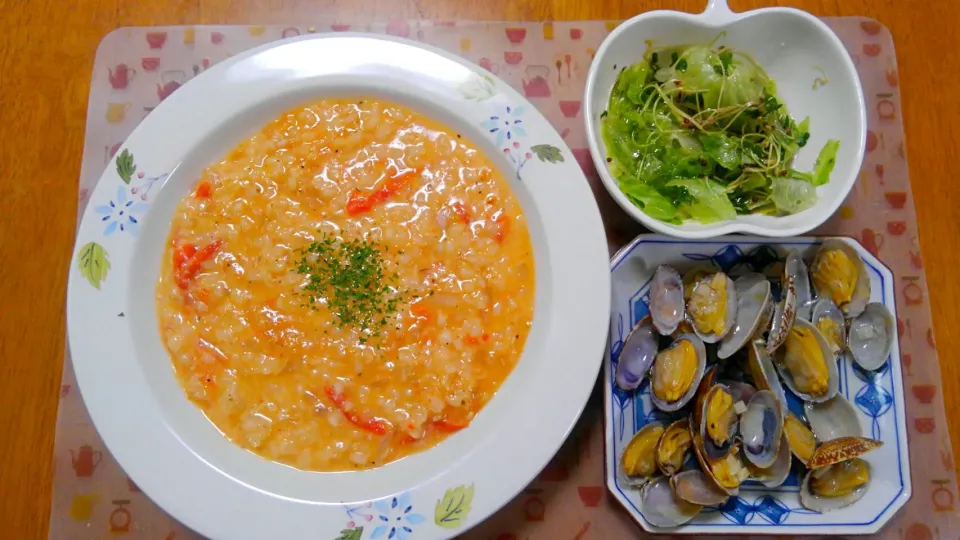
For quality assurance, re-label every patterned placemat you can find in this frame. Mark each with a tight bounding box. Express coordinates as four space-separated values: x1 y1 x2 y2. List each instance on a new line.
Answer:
55 19 958 539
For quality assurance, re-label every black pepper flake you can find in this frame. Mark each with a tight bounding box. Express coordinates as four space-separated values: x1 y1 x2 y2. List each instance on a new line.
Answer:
606 157 612 163
613 64 617 70
456 134 461 138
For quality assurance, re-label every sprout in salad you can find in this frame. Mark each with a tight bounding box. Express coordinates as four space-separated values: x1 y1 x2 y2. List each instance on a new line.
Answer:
601 40 841 225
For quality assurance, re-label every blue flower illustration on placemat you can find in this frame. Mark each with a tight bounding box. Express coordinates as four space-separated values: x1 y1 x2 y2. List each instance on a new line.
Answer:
371 492 425 540
95 186 149 236
480 105 526 147
852 362 893 439
701 495 818 525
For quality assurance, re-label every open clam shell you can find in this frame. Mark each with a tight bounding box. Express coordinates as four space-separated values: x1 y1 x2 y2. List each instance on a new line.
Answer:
692 435 749 496
656 418 693 477
746 432 792 487
800 458 871 512
691 365 718 429
805 395 863 441
650 333 706 412
774 318 840 403
686 272 738 343
640 475 703 527
615 316 658 391
671 469 730 506
766 269 797 354
811 297 847 355
649 265 685 336
783 413 817 465
718 273 772 360
721 379 757 405
747 340 789 411
787 249 814 321
811 239 871 318
807 436 882 469
740 390 784 469
847 302 894 371
700 384 739 460
620 422 665 486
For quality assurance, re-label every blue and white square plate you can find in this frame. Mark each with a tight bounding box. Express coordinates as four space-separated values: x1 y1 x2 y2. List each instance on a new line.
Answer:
603 234 911 535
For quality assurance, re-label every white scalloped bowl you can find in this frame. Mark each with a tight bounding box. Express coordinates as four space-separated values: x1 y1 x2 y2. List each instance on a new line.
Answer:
584 0 866 238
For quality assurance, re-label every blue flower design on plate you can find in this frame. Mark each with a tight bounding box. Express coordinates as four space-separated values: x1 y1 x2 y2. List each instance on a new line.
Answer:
95 186 148 236
371 492 425 540
702 495 817 525
682 244 782 274
480 105 527 147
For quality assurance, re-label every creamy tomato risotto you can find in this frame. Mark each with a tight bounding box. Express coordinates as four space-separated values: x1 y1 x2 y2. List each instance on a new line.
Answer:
156 98 535 471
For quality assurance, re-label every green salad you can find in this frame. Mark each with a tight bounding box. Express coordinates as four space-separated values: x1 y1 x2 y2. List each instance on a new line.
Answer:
602 41 840 224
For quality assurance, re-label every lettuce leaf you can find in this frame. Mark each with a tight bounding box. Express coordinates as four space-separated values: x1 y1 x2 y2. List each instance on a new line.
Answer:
771 177 817 213
812 139 840 186
667 178 737 223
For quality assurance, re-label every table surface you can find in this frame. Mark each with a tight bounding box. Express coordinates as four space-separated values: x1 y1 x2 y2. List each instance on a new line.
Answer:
3 0 959 537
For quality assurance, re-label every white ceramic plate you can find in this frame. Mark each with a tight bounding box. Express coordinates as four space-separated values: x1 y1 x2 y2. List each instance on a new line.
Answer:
584 0 866 237
67 33 610 540
603 235 909 535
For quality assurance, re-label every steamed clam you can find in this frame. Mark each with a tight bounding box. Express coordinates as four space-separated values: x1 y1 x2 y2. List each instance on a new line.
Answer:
847 302 895 371
615 316 658 391
700 384 739 459
775 319 839 402
787 249 814 321
811 297 846 355
640 475 703 527
650 334 706 411
620 422 665 484
649 265 685 336
746 433 791 487
800 458 871 512
740 390 784 469
805 395 863 441
811 239 870 317
657 419 693 476
686 272 738 343
718 273 772 360
614 246 890 527
783 413 817 465
671 469 729 506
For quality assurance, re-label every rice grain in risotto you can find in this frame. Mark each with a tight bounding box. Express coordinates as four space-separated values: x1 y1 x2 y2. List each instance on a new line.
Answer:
156 98 535 471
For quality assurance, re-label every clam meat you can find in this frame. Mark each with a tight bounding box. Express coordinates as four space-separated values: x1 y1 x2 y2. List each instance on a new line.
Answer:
657 419 693 476
783 413 817 465
811 297 846 355
686 272 738 343
776 318 839 402
620 422 665 483
811 239 870 317
800 458 871 512
651 334 706 411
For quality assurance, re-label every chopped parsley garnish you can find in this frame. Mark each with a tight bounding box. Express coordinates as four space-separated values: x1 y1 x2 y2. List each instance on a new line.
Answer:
295 236 407 343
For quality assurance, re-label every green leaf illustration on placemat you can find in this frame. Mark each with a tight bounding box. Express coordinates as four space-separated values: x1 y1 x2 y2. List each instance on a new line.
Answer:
332 526 362 540
116 149 137 184
531 144 564 164
434 484 475 529
77 241 110 289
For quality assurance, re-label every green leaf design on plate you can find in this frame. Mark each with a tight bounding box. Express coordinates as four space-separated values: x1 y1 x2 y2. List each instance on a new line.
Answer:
77 241 110 289
434 484 475 529
116 149 137 184
458 74 497 101
531 144 564 164
333 527 363 540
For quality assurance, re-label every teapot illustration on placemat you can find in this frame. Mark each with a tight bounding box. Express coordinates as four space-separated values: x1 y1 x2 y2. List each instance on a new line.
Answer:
522 66 551 98
157 71 186 101
108 63 136 90
70 444 102 477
